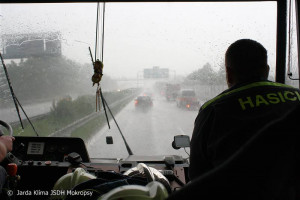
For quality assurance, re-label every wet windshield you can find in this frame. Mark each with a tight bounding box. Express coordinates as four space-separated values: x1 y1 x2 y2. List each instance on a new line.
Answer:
0 2 277 158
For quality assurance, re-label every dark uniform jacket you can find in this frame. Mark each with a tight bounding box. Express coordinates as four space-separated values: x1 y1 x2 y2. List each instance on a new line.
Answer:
189 80 300 181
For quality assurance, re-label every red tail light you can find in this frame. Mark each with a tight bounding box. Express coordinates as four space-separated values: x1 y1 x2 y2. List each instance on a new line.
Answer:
134 100 138 105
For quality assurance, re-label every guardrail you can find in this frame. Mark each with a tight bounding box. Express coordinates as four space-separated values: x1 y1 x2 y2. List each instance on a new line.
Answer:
48 93 138 137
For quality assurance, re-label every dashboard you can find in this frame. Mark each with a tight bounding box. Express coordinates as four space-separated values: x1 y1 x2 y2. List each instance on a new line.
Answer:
12 136 90 162
4 136 189 200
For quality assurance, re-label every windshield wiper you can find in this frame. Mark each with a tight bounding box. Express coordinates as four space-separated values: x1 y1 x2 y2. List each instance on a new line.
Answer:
90 2 133 156
0 52 39 136
89 47 133 156
101 94 133 156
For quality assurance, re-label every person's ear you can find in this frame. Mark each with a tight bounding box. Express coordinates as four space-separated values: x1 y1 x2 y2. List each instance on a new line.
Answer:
265 65 270 78
226 67 234 88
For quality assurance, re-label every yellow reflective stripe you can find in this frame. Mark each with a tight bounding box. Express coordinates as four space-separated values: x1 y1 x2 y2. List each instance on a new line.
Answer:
284 91 297 101
201 81 294 110
267 93 280 104
238 97 255 110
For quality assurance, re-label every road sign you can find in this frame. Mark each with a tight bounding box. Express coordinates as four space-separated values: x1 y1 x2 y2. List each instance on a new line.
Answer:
143 66 169 79
2 32 62 59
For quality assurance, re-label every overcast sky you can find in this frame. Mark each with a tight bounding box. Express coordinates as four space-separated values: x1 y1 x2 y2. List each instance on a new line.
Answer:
1 2 277 79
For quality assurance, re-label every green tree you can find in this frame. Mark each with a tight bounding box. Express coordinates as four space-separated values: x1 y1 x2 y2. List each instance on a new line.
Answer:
215 62 226 85
6 56 118 103
186 63 216 84
186 62 227 85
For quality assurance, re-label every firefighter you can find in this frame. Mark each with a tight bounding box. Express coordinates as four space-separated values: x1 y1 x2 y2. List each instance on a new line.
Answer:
189 39 300 180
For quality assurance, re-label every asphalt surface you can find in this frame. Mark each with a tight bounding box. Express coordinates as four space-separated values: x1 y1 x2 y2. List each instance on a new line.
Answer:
0 101 52 123
87 94 199 159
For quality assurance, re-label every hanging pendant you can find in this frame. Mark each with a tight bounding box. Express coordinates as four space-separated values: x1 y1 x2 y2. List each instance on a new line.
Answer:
96 86 101 112
92 60 103 86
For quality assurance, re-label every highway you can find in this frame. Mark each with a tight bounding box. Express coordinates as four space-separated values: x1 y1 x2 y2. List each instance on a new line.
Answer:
87 92 200 159
0 101 53 123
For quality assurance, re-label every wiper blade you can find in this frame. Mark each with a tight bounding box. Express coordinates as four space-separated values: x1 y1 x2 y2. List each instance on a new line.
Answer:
14 97 39 136
89 2 132 155
0 53 24 128
102 94 133 156
0 52 39 136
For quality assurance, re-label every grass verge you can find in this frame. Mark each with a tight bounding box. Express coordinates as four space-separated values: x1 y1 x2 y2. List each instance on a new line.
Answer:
70 96 134 141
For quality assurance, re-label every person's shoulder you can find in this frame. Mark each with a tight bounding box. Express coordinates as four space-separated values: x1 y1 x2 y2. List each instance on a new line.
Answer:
202 81 299 110
259 80 298 89
199 86 236 111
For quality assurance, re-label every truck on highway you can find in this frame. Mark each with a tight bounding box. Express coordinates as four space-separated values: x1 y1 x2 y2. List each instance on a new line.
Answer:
176 89 200 110
165 83 181 101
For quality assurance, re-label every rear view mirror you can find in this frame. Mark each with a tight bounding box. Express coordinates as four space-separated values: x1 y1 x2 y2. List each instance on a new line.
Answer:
172 135 190 150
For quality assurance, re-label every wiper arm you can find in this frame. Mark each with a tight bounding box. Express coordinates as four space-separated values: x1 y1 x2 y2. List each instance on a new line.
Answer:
89 49 132 155
89 2 132 155
0 53 24 128
101 94 133 156
0 52 39 136
14 97 39 136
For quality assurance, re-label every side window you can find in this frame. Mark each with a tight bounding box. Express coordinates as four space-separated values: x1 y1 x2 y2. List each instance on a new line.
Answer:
286 0 300 88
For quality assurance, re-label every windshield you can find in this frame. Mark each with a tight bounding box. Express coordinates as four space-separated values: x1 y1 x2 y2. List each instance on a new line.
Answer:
0 2 277 158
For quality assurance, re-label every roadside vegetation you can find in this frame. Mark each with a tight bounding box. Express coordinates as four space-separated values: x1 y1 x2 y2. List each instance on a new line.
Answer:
70 95 135 141
12 89 138 138
1 55 118 106
1 55 140 140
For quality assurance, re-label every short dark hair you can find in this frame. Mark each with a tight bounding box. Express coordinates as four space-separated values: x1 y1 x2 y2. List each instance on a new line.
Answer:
225 39 268 81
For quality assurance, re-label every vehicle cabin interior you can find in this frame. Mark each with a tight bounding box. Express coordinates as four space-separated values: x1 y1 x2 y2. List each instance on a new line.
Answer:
0 0 299 200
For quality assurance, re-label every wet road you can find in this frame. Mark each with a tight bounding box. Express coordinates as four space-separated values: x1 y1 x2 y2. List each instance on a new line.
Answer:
0 101 52 123
87 94 200 159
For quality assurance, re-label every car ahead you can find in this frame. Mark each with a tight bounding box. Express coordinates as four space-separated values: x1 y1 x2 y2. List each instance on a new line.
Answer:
141 90 153 98
176 89 200 110
134 95 153 110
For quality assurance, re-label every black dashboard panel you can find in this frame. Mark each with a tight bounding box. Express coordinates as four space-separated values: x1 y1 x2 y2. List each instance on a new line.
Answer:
6 137 189 200
12 136 90 162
